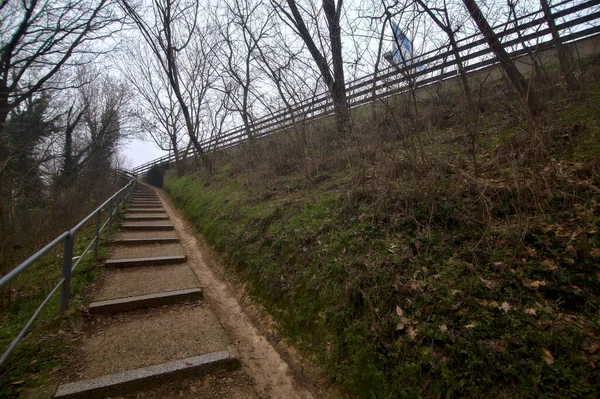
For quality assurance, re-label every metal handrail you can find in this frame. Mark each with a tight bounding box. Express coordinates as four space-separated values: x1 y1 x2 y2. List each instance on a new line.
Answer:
0 176 137 367
131 0 600 175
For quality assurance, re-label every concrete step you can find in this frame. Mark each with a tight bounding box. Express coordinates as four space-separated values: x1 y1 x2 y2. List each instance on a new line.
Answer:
93 264 199 302
127 208 165 214
121 223 174 231
110 243 183 260
89 288 203 314
128 204 164 209
105 255 186 268
111 237 180 245
54 350 239 399
123 215 169 221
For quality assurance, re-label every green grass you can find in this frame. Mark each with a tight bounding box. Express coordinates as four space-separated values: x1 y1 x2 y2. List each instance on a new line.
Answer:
165 75 600 398
0 210 127 397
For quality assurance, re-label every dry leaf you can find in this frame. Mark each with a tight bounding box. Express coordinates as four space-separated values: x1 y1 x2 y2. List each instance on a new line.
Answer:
524 308 537 315
396 322 405 331
543 259 558 271
584 343 599 354
408 326 418 340
541 348 555 365
501 302 512 313
451 289 463 296
439 324 448 333
396 305 403 318
465 323 477 328
480 277 500 290
527 280 547 289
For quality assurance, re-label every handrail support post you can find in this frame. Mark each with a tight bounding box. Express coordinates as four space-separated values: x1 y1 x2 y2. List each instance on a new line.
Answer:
60 232 74 313
108 200 113 233
94 211 101 257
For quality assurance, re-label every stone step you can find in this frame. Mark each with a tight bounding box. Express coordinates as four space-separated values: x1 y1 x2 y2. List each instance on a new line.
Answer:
121 224 174 231
128 204 163 208
123 215 169 221
105 255 186 268
127 209 165 214
89 288 203 314
111 237 180 245
54 350 239 399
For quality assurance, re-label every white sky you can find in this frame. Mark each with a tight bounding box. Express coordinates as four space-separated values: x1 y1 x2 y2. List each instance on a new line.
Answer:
119 138 168 168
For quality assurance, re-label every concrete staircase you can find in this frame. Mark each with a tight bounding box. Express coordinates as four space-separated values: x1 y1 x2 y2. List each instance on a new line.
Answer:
54 184 239 398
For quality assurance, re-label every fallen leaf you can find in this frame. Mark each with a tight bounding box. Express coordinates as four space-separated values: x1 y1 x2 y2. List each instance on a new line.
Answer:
501 302 512 313
396 322 405 331
584 343 599 354
541 348 555 365
527 280 547 289
408 326 418 340
480 277 500 290
542 259 557 271
524 308 537 315
451 289 463 296
465 323 477 329
491 261 507 271
433 274 441 279
11 381 24 386
439 324 448 333
396 305 403 318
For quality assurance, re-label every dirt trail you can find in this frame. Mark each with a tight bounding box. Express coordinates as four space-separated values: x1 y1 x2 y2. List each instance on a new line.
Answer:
156 189 331 399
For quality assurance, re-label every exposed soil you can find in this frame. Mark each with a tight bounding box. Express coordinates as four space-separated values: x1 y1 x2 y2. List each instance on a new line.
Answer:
92 264 200 301
119 370 265 399
109 243 184 259
70 303 231 380
157 188 336 399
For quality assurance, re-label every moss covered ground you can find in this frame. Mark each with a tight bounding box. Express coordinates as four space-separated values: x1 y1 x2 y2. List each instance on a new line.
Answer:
165 72 600 398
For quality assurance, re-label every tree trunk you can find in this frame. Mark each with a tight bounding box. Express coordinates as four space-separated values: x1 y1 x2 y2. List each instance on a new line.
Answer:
462 0 539 116
539 0 579 90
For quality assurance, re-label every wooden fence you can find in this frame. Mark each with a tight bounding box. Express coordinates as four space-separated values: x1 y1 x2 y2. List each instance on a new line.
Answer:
132 0 600 175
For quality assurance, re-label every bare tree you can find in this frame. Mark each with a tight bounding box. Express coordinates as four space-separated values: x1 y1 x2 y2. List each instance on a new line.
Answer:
0 0 121 137
217 0 273 143
414 0 474 108
271 0 351 136
0 0 121 270
118 0 218 171
539 0 578 90
120 43 186 175
461 0 539 115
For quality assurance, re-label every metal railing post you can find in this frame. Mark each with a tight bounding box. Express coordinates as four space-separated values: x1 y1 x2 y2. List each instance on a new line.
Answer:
94 211 101 257
108 200 113 233
60 232 74 313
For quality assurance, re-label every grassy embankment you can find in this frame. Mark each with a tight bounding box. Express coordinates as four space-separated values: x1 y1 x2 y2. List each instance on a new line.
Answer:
0 211 126 397
166 66 600 397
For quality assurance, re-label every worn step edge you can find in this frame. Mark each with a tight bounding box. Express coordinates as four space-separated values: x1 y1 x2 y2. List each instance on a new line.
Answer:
54 350 239 399
123 216 169 221
105 255 186 267
121 224 174 231
128 204 164 208
127 209 165 213
111 237 180 245
88 288 203 314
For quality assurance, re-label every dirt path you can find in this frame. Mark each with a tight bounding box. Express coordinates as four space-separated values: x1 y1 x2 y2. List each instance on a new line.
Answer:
156 189 333 399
